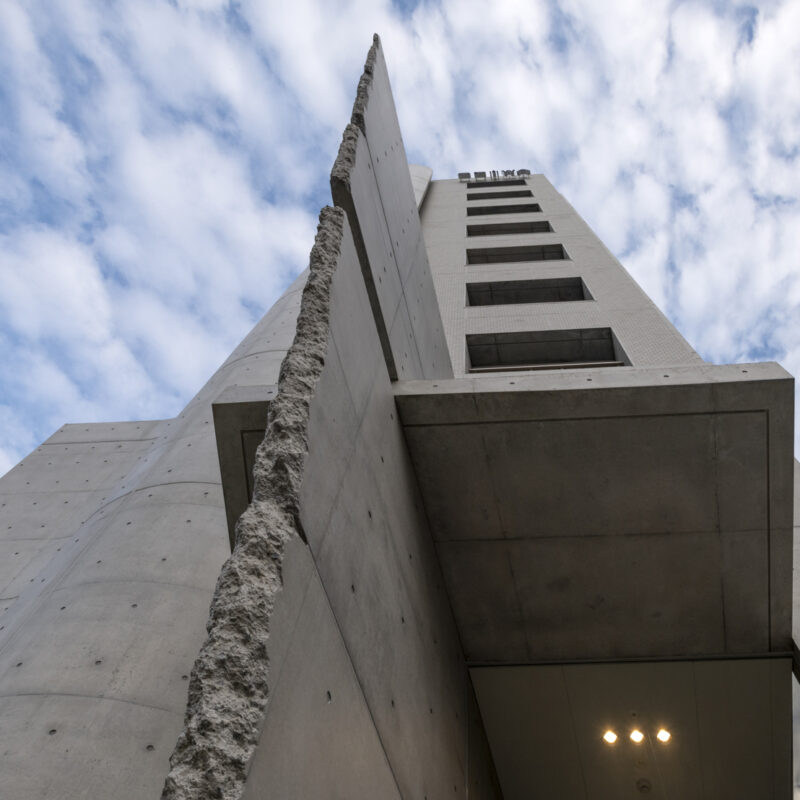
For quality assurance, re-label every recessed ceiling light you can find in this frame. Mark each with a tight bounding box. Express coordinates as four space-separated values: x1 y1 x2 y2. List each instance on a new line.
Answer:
656 728 671 743
603 730 618 744
630 729 644 743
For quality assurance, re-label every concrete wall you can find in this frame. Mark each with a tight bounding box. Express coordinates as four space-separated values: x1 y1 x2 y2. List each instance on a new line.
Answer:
331 36 452 383
162 36 500 799
422 175 702 375
0 273 306 798
163 208 500 799
0 35 499 799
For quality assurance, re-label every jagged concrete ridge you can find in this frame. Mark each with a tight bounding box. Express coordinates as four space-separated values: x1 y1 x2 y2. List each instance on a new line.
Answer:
350 33 380 134
329 121 359 186
161 207 346 800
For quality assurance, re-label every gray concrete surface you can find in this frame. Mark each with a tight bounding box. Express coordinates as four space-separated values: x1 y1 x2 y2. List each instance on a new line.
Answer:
0 271 306 798
162 205 500 799
421 175 703 374
396 363 794 663
473 658 792 800
331 35 452 382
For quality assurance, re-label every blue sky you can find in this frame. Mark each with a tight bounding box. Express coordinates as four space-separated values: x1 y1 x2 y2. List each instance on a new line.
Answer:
0 0 799 474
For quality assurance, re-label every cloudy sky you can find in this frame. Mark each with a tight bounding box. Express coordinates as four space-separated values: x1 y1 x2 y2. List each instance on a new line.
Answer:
0 0 798 474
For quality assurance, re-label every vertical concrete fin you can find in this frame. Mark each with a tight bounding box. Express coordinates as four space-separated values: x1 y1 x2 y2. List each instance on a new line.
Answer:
330 34 453 381
161 207 347 800
331 123 399 381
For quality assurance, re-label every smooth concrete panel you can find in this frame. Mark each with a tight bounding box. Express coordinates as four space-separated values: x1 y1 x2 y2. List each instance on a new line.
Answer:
467 679 504 800
471 665 587 799
420 174 702 375
340 128 405 335
289 213 499 798
243 567 402 800
441 532 743 662
694 658 791 799
305 366 472 799
57 503 227 592
0 694 179 799
327 222 388 418
405 412 766 541
0 263 304 798
332 36 452 381
0 489 108 543
472 659 791 800
0 580 213 713
397 367 791 665
297 337 361 540
358 44 421 287
387 288 426 380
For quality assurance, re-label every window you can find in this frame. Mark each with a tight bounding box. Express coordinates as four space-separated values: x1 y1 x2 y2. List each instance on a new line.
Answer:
467 244 567 264
467 221 552 237
467 190 533 200
466 328 626 372
467 203 541 216
467 278 588 306
467 178 527 188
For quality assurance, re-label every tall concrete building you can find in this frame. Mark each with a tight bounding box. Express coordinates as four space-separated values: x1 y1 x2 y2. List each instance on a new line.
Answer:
0 35 797 800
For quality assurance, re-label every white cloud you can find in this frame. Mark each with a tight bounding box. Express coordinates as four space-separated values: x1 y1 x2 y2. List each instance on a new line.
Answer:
1 0 799 471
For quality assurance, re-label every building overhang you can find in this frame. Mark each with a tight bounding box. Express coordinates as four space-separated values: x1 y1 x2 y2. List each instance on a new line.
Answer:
397 361 794 798
395 361 795 665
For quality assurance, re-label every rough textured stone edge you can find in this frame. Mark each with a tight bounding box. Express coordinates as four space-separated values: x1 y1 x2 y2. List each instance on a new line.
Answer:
350 33 380 134
329 121 359 187
161 206 345 800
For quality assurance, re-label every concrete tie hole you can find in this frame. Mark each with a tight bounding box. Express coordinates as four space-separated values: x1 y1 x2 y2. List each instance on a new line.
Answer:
48 729 57 736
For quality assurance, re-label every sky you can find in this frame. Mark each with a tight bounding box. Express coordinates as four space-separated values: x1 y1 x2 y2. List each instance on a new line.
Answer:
0 0 798 475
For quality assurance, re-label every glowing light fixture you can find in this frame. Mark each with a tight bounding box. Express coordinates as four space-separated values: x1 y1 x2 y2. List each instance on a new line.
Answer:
630 729 644 743
656 728 671 743
603 730 618 744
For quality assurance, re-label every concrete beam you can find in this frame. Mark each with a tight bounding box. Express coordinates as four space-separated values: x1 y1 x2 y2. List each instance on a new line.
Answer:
396 363 794 663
